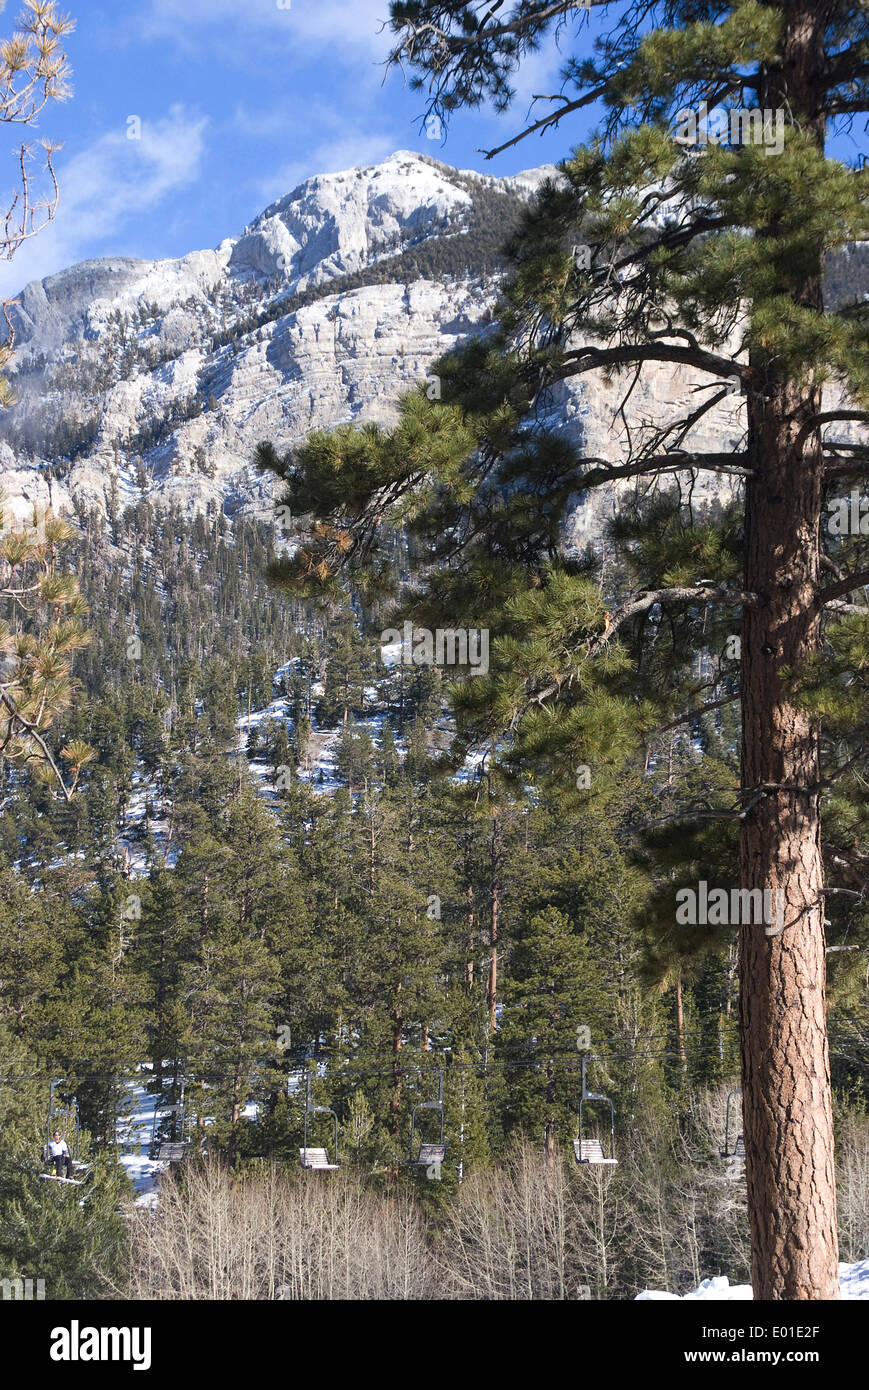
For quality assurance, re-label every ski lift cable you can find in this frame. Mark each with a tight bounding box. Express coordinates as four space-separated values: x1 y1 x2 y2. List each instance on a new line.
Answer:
1 1029 865 1088
0 1026 746 1087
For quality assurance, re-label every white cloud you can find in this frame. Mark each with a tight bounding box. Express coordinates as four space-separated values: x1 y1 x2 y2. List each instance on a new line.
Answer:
231 103 299 141
131 0 393 64
0 105 207 296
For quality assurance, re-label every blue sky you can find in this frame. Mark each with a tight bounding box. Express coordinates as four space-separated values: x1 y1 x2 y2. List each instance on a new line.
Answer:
0 0 597 297
1 1 862 300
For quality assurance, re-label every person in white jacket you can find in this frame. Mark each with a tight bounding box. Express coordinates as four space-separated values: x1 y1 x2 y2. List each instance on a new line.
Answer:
46 1131 73 1179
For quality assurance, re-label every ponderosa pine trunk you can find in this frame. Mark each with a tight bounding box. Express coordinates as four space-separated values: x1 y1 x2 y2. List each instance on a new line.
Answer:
675 971 686 1071
487 814 501 1034
740 384 838 1299
390 981 403 1153
739 4 838 1296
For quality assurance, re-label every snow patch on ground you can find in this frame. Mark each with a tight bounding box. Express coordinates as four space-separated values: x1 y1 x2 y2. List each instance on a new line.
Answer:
636 1261 869 1300
116 1072 169 1201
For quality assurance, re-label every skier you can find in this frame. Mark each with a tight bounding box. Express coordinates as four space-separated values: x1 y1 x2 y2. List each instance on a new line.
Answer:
46 1131 73 1179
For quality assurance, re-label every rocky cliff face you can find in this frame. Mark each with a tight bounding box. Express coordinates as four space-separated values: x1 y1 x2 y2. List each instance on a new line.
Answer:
0 149 755 533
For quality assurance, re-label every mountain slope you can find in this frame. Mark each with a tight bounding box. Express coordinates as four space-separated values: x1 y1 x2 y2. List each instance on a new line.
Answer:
0 152 552 523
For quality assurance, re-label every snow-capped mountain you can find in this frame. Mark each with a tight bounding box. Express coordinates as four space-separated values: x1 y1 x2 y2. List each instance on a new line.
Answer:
0 152 557 524
0 148 753 535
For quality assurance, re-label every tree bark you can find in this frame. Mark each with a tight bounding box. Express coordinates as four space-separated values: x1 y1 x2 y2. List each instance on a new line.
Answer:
544 1059 557 1173
737 0 840 1301
390 980 403 1149
487 889 498 1033
740 375 839 1299
487 816 501 1034
465 883 475 992
674 972 686 1072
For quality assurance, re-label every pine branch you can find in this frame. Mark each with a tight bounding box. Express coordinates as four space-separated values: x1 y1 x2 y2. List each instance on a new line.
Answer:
797 410 869 451
820 746 868 789
817 568 869 607
825 600 869 616
654 693 740 735
830 853 869 890
387 1 579 65
0 689 73 800
479 83 608 159
580 451 752 486
824 449 869 478
590 583 757 656
551 342 752 388
639 786 769 830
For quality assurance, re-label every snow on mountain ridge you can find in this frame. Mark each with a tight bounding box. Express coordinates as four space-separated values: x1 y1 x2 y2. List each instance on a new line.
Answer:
9 151 544 361
232 151 475 291
0 150 553 524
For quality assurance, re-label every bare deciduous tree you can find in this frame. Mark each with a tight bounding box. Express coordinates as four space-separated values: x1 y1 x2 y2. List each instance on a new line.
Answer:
0 1 74 402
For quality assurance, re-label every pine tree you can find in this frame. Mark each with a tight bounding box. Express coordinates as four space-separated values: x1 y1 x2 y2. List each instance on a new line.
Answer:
0 504 94 799
379 720 399 783
259 0 869 1298
335 716 375 792
0 2 74 405
320 614 371 727
500 905 607 1165
0 1033 128 1299
293 710 312 771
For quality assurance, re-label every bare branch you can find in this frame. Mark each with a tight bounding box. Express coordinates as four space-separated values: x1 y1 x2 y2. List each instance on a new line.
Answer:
654 693 740 735
590 583 757 656
478 83 608 160
550 341 752 388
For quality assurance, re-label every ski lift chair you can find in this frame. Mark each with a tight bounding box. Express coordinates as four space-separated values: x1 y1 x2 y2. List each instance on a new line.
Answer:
573 1055 618 1166
407 1070 448 1170
151 1089 190 1164
720 1090 745 1159
40 1080 90 1185
300 1076 340 1170
156 1142 189 1162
